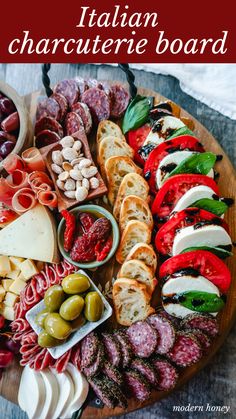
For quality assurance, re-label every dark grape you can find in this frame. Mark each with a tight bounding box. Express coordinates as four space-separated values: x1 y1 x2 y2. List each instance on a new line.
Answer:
0 141 15 158
4 338 20 354
0 98 16 115
0 315 5 329
0 131 16 144
0 350 14 368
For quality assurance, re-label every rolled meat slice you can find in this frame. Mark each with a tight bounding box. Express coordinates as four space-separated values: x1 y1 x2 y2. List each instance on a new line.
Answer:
37 190 58 208
12 188 36 213
3 153 25 174
21 147 46 172
28 171 53 192
0 170 29 207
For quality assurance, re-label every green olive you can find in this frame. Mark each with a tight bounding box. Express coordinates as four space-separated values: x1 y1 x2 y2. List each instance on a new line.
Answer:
62 273 90 295
35 309 49 328
71 314 86 331
44 313 72 340
44 285 65 312
38 330 61 348
59 295 84 321
84 292 104 322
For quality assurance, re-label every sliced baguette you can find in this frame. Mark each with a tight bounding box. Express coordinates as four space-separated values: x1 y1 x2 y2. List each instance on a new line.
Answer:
113 173 149 221
117 259 157 294
105 156 142 206
119 195 153 232
116 220 151 264
125 243 157 275
112 278 155 326
98 136 134 179
97 120 124 145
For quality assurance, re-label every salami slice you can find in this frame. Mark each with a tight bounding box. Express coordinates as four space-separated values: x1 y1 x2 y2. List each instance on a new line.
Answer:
102 332 121 367
147 314 175 355
126 321 158 358
110 84 130 118
167 332 202 367
36 97 61 121
51 93 68 121
114 330 133 368
103 361 123 386
70 343 81 370
35 130 60 149
54 79 79 108
71 102 92 134
186 329 211 352
75 77 89 96
83 344 104 377
124 370 151 402
65 112 84 136
102 376 127 408
35 116 64 138
88 376 117 408
180 313 219 338
152 357 178 391
81 332 99 369
54 349 71 373
157 309 180 330
81 87 110 124
131 358 158 387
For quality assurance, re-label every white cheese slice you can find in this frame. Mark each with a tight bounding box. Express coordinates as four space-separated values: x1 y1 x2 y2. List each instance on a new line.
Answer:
143 116 186 147
172 185 216 213
62 363 89 418
156 151 195 189
0 204 59 263
39 370 59 419
162 274 220 318
18 365 46 419
52 370 74 419
172 224 232 256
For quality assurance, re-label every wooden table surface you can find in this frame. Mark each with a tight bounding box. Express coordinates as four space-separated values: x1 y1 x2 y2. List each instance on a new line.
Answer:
0 63 236 419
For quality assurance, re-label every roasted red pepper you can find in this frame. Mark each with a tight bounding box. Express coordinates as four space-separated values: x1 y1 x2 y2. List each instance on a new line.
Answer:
95 236 113 261
61 210 76 252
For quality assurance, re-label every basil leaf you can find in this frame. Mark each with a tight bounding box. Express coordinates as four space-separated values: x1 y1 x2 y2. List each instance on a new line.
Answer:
179 290 225 312
167 126 194 140
190 198 228 216
122 95 153 134
166 152 216 179
180 246 233 259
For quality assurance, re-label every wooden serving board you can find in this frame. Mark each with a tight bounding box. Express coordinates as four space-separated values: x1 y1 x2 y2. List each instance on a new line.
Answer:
0 85 236 418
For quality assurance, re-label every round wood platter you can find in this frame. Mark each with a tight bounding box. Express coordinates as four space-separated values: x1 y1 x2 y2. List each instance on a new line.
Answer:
0 85 235 418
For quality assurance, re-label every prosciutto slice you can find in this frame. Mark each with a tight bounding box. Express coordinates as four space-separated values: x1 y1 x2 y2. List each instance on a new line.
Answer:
28 171 53 192
37 190 58 208
12 188 36 213
2 153 25 174
22 147 46 172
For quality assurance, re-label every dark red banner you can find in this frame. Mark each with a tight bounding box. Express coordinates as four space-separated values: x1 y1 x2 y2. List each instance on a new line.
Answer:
0 0 235 62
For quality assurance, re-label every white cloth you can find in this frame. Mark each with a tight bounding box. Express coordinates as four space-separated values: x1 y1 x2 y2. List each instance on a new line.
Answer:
128 64 236 120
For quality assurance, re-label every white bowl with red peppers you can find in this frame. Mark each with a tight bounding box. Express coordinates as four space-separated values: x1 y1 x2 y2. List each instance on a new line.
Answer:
57 204 120 269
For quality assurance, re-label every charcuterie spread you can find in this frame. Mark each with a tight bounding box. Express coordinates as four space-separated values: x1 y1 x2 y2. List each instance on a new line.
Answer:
0 75 235 418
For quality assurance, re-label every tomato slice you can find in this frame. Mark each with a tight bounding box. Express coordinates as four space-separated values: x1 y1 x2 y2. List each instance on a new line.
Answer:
151 174 219 222
144 136 205 194
155 207 229 256
127 124 151 166
159 250 231 293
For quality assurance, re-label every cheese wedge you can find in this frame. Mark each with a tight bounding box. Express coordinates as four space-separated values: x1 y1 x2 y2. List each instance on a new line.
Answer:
0 205 59 263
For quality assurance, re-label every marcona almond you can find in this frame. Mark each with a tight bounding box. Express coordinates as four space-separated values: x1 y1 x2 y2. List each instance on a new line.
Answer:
51 163 63 174
58 171 70 181
62 147 78 162
90 177 99 189
52 150 63 166
78 158 92 169
56 179 65 191
71 158 81 166
64 178 76 191
73 140 82 151
81 166 98 178
70 169 83 181
62 162 73 171
60 136 74 148
82 178 89 189
64 190 76 199
75 186 88 202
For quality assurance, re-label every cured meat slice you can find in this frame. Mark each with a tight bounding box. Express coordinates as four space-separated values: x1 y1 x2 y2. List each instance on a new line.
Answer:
126 321 158 358
156 308 180 330
70 343 81 370
28 171 53 192
34 116 64 138
35 129 61 148
186 329 211 352
51 93 68 121
103 362 123 386
102 332 121 367
53 349 71 373
3 154 25 174
180 313 219 338
124 370 151 402
37 190 58 208
81 332 99 369
167 332 202 367
54 79 79 108
113 330 133 368
11 318 31 334
75 77 89 96
21 147 46 172
102 376 127 408
81 87 110 124
88 376 117 408
152 357 178 391
12 188 36 213
83 344 104 377
71 102 92 134
65 112 84 136
130 358 158 387
147 314 175 355
36 97 61 121
20 278 41 311
110 84 130 119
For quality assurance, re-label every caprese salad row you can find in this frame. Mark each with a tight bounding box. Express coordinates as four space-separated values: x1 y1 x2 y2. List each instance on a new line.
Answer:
126 100 234 320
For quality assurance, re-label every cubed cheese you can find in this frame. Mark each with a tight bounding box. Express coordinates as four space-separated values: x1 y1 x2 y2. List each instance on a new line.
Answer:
2 279 14 291
1 304 15 321
4 291 19 307
0 255 11 276
20 259 38 281
9 278 26 295
0 285 6 302
7 269 20 280
9 256 25 270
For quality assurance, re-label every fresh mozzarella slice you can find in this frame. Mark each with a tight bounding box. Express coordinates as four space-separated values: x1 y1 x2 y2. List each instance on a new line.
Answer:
18 366 46 419
52 370 74 419
162 274 220 318
156 151 196 188
62 363 89 418
143 116 186 147
39 370 59 419
172 185 216 213
172 224 232 256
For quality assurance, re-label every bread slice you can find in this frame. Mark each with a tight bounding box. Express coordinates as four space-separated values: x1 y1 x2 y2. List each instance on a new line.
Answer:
113 173 149 221
112 278 155 326
116 220 151 264
97 120 124 145
119 195 153 231
117 259 157 294
98 136 134 179
126 243 157 275
105 156 142 206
